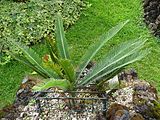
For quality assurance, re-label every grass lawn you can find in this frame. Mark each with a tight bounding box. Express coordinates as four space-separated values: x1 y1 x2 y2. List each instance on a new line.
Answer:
1 0 160 109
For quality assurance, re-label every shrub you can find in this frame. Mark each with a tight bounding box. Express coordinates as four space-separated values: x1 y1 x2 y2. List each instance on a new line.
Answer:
13 0 29 2
9 14 148 92
0 0 88 64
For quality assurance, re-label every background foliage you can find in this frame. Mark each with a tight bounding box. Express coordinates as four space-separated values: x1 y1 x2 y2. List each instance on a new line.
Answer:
0 0 88 64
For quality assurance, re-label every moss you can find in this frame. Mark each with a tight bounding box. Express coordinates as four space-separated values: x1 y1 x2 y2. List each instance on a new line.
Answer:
151 100 160 119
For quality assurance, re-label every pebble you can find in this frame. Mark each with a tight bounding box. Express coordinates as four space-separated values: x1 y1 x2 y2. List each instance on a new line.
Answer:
110 86 134 109
15 90 106 120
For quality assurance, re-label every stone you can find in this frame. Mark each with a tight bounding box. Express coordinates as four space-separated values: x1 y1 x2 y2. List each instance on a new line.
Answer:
133 82 160 119
143 0 160 37
130 113 144 120
106 103 130 120
108 70 160 120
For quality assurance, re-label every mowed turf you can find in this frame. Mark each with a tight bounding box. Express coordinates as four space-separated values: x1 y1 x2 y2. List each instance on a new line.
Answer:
1 0 160 109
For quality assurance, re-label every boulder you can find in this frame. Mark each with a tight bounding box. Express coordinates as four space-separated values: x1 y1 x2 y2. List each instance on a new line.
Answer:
143 0 160 37
107 70 160 120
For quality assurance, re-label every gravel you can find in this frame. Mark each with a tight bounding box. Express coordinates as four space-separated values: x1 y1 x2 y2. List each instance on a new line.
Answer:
15 90 106 120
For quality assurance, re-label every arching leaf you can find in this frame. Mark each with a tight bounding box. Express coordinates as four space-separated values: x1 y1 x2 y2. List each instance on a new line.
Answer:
76 20 129 80
55 14 70 59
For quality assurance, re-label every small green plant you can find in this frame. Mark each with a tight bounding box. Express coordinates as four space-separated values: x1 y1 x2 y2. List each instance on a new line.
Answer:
9 14 148 92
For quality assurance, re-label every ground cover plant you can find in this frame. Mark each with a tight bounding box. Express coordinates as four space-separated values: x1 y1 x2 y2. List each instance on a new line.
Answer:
0 0 87 64
1 0 160 111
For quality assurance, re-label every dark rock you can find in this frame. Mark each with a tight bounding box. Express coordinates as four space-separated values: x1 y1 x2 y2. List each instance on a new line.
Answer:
143 0 151 8
106 103 130 120
114 110 130 120
1 76 41 119
130 113 144 120
109 71 160 120
79 61 95 79
148 23 157 31
133 81 160 119
95 112 106 120
0 105 20 120
15 76 38 106
143 0 160 37
86 61 96 69
118 69 138 82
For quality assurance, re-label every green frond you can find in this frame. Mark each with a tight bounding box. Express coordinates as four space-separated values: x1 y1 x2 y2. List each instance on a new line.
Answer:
76 20 129 80
32 79 71 91
10 40 59 78
55 14 70 59
59 59 76 84
45 36 58 63
9 51 48 78
78 39 148 86
43 61 63 78
93 49 148 82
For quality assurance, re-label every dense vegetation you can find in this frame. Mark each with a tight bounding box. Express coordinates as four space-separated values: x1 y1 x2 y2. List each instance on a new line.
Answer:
0 0 87 64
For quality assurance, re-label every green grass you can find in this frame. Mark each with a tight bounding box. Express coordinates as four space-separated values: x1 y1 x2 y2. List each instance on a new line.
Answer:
67 0 160 91
1 0 160 109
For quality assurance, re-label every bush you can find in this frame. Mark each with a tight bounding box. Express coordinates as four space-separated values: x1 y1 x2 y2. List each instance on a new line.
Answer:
0 0 88 64
13 0 29 2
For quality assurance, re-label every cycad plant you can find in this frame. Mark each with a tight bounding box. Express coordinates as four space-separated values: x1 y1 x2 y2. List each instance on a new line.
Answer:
9 14 148 92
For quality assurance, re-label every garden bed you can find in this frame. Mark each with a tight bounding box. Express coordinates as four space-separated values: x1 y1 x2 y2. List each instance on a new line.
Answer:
19 89 107 120
1 82 108 120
